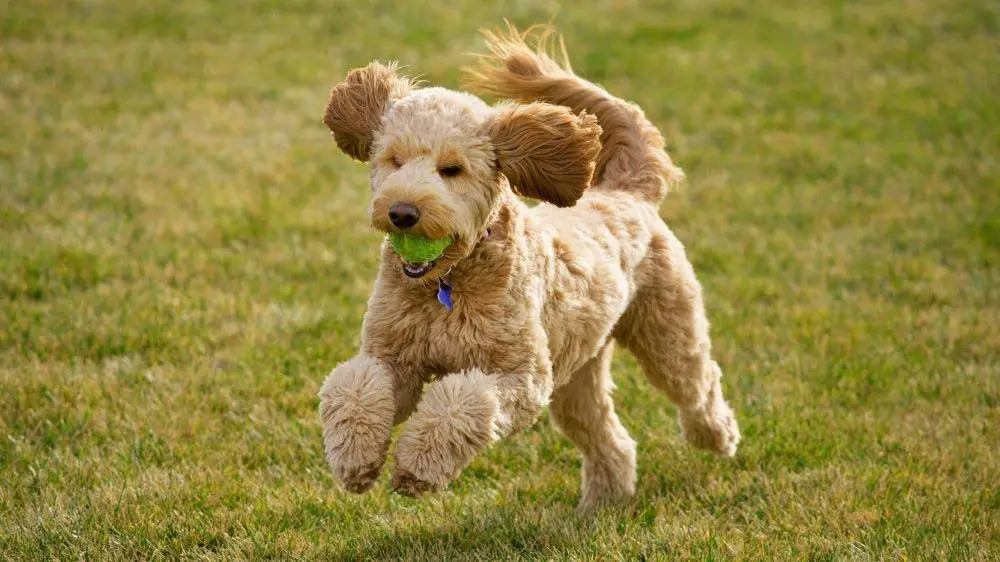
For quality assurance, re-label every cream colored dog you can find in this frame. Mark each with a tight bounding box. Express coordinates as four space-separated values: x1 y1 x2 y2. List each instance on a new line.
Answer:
318 26 740 511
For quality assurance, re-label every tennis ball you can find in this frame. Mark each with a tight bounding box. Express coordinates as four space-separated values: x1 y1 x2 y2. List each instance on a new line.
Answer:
389 232 453 263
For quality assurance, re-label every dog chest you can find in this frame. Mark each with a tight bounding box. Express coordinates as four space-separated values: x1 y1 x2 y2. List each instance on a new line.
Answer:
363 292 535 378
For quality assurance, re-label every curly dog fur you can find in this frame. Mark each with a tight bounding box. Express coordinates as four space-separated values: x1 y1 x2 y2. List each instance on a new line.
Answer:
318 25 740 511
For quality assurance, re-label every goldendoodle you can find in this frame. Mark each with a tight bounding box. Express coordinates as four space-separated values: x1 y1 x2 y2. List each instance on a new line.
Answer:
319 25 740 511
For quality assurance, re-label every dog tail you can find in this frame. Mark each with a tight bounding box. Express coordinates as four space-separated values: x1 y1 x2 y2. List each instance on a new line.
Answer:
464 23 683 203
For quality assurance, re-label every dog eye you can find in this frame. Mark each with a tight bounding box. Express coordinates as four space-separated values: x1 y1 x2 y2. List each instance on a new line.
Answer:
391 154 403 168
438 165 463 178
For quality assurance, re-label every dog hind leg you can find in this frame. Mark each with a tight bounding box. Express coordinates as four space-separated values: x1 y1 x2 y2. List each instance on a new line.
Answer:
550 341 637 512
614 231 740 457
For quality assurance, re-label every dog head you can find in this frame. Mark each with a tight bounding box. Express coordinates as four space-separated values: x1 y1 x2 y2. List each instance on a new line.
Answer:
323 61 601 279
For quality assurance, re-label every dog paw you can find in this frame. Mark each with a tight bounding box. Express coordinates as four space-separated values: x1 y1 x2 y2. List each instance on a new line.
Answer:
679 405 740 457
577 451 637 514
391 468 438 498
341 460 384 494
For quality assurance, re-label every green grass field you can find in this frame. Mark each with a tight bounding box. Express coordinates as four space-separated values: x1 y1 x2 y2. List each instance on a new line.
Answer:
2 0 998 559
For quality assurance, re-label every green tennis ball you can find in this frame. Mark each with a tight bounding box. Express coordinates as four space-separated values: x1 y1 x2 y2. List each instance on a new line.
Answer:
389 233 453 263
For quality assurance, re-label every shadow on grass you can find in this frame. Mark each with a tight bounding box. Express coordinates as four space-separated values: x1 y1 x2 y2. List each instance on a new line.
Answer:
331 494 589 560
327 463 740 560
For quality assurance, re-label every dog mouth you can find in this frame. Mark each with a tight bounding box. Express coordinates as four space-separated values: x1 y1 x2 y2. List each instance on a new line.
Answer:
400 259 438 278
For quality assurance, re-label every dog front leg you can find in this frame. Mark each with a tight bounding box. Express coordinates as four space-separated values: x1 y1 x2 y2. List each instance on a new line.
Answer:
390 367 548 496
318 354 421 493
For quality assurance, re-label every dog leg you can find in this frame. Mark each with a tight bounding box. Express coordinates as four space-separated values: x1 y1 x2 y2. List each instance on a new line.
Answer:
318 355 421 493
614 230 740 457
391 367 547 496
550 341 637 512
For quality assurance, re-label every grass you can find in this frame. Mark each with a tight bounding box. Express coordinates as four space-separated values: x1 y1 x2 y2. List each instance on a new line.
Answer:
1 0 998 559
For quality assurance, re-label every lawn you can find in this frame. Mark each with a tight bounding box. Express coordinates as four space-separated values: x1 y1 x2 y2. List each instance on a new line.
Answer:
1 0 998 559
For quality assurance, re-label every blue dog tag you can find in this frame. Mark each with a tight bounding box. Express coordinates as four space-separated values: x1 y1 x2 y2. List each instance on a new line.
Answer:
437 279 453 311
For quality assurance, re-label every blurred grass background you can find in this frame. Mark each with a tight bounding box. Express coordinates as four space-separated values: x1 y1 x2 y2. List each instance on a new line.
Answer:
1 0 998 559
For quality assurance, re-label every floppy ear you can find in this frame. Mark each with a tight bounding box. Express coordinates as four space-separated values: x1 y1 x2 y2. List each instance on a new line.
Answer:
483 103 602 207
323 62 413 161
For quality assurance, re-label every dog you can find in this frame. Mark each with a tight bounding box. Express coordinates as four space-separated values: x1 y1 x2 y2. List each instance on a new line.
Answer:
318 25 740 511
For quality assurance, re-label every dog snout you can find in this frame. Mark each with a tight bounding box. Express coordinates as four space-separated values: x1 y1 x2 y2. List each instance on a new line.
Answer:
388 202 421 229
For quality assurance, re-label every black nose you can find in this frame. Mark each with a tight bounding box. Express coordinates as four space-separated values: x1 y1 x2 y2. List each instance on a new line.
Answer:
388 202 421 228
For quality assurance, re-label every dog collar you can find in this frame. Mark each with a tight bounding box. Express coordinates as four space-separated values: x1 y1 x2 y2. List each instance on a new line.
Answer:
436 227 491 312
